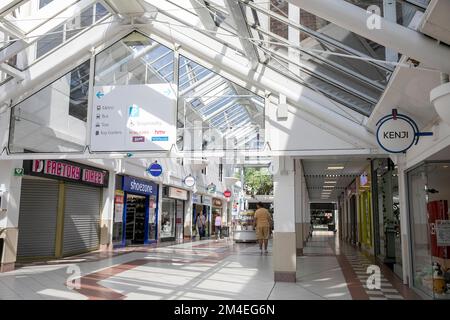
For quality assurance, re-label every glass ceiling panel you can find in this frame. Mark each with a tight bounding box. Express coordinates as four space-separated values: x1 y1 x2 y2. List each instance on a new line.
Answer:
10 1 111 71
2 0 78 35
345 0 428 28
240 0 405 117
95 31 175 86
178 55 265 152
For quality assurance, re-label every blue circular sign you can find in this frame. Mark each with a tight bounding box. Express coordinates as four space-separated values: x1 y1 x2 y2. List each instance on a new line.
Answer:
376 109 433 154
147 162 163 177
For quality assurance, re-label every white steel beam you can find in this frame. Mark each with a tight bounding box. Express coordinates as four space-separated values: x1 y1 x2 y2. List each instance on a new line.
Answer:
224 0 259 70
0 61 22 79
286 0 450 73
0 0 24 15
0 17 125 109
189 0 217 31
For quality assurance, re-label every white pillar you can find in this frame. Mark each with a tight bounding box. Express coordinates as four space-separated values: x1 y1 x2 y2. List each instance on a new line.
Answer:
157 183 163 243
185 191 193 239
396 155 411 285
273 156 297 282
0 108 22 272
100 169 115 251
294 159 304 255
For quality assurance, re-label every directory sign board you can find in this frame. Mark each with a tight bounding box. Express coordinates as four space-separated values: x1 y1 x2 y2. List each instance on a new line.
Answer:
90 84 176 152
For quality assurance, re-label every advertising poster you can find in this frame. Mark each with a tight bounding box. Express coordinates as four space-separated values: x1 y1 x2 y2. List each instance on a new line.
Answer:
114 190 124 223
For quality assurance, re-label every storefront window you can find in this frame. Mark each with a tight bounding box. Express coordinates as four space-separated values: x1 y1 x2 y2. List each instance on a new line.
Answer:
409 162 450 299
148 195 157 241
373 159 402 276
161 199 176 240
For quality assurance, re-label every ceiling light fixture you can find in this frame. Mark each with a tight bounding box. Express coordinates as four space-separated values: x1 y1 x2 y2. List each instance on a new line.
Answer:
327 166 344 170
324 181 337 184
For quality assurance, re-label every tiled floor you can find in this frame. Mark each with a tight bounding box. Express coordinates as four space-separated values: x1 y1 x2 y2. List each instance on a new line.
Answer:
0 232 420 300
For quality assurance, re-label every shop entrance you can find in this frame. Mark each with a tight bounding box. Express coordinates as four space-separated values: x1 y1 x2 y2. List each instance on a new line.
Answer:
350 195 357 245
125 194 147 245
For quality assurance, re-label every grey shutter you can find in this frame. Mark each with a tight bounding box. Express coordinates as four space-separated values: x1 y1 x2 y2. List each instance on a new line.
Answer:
17 179 59 258
63 183 101 256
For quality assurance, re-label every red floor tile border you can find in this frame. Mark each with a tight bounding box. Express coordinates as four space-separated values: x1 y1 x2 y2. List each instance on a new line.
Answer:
73 250 234 300
334 254 370 300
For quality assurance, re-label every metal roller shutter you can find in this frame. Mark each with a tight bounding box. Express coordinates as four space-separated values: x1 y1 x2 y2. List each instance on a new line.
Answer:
63 183 101 256
17 179 59 258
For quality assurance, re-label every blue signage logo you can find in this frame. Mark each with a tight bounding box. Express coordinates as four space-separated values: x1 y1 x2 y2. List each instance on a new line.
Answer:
152 137 169 142
376 109 433 154
96 91 104 99
147 162 163 177
129 104 140 117
123 176 157 196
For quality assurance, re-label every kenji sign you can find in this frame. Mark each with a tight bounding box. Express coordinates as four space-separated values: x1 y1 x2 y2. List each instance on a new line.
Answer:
24 160 109 187
376 109 433 153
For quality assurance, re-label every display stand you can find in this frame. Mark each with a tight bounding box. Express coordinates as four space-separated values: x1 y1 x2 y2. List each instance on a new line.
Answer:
233 211 257 243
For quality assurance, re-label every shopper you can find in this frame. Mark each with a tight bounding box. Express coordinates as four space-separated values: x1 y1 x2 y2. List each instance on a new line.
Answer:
197 211 206 240
254 202 272 254
214 214 222 240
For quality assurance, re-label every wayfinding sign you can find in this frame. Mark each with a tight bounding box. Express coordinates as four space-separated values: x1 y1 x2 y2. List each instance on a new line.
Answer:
90 84 177 152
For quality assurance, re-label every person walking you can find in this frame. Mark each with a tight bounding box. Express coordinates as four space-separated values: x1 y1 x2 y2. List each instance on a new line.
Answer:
254 202 272 254
196 211 206 240
214 214 222 240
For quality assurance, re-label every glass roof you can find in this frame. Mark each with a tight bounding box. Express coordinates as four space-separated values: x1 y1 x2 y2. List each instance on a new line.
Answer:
0 0 430 121
178 55 265 152
141 0 428 118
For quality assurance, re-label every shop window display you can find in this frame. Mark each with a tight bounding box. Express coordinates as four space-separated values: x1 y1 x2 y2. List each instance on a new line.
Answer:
408 162 450 299
373 159 402 275
161 199 176 240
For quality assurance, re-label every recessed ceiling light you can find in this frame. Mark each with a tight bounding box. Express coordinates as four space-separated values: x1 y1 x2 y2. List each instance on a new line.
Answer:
323 186 334 188
324 181 337 184
327 166 344 170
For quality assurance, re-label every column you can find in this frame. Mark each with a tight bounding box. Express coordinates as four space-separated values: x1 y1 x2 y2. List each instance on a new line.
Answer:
396 155 411 285
0 160 23 272
294 159 304 256
184 191 193 239
100 169 115 251
273 156 297 282
157 183 163 243
0 108 23 272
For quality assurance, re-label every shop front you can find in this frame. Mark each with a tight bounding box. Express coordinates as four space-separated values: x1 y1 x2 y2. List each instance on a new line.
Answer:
212 198 223 237
192 194 212 238
372 158 402 277
346 182 358 245
408 161 450 300
357 168 373 252
161 186 188 242
17 160 109 259
113 176 158 246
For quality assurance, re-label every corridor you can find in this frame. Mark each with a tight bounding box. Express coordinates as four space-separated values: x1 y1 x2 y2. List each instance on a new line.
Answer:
0 232 420 300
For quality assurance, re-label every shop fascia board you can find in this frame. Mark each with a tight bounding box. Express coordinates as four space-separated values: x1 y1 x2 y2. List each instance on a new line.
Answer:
0 17 127 111
138 21 376 148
